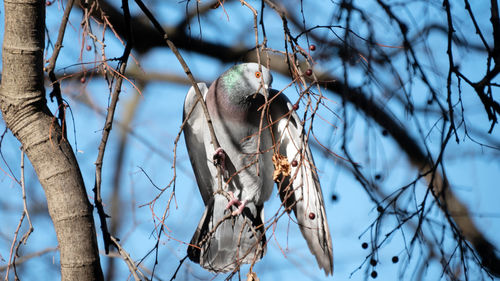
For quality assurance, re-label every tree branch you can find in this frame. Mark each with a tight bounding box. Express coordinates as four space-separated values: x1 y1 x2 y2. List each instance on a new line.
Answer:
0 1 103 280
93 0 134 255
322 77 500 277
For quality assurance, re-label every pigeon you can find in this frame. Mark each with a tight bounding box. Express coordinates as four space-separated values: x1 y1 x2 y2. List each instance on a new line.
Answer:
183 63 333 275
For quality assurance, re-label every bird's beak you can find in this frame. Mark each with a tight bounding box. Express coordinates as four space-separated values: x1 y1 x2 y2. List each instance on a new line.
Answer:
259 83 269 99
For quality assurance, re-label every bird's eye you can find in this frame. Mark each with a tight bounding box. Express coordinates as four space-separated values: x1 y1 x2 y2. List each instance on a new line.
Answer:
255 71 262 78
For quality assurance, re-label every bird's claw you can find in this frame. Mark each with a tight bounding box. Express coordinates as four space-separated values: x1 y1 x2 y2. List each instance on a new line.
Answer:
213 147 226 167
213 147 230 180
225 191 247 216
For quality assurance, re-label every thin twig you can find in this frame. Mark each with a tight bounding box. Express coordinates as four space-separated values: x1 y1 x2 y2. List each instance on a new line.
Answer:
4 150 33 281
45 0 76 139
0 247 58 272
12 150 34 279
133 0 220 152
168 255 188 281
93 0 134 254
130 3 228 276
109 236 145 281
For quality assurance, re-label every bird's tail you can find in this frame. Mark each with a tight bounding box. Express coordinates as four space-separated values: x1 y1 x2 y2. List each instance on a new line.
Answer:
187 193 266 273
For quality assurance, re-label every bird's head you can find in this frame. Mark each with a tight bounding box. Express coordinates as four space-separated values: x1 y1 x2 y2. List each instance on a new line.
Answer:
220 63 273 105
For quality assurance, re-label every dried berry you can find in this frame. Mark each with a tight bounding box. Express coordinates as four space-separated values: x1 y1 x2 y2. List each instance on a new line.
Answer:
376 206 384 213
305 69 313 76
86 45 92 51
331 194 338 201
309 44 316 51
291 160 298 167
392 256 399 263
371 271 378 278
309 212 316 220
80 77 86 83
362 242 368 249
370 259 377 266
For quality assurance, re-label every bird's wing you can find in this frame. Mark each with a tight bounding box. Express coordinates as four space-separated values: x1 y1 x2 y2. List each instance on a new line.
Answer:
269 90 334 275
183 83 214 205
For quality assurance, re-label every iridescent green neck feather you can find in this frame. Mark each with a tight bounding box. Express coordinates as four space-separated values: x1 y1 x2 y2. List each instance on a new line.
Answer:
221 65 243 92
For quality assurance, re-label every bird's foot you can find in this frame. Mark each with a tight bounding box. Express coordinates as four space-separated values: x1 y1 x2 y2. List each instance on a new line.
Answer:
225 191 247 216
213 147 226 166
213 147 229 180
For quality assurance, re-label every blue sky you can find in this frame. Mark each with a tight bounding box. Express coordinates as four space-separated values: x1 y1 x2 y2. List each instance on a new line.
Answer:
1 1 499 280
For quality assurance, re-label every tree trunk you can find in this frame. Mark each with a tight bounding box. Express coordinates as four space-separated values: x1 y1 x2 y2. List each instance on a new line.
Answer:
0 1 104 280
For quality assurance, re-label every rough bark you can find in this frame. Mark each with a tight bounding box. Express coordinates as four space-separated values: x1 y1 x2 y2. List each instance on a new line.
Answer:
0 0 104 280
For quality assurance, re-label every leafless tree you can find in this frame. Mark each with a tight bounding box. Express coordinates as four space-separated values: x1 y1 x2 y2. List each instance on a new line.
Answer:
0 0 499 280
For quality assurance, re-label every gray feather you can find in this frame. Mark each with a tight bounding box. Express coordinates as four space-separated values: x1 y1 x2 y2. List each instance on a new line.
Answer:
183 83 213 204
188 194 266 272
269 90 334 275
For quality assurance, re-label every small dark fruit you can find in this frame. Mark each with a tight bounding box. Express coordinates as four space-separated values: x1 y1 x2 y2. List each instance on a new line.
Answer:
370 259 377 266
46 1 52 6
305 69 313 76
371 271 378 278
291 160 298 167
86 45 92 51
362 242 368 249
376 206 384 213
392 256 399 263
80 77 86 83
292 103 299 110
309 212 316 220
375 174 381 180
309 44 316 51
331 194 338 201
